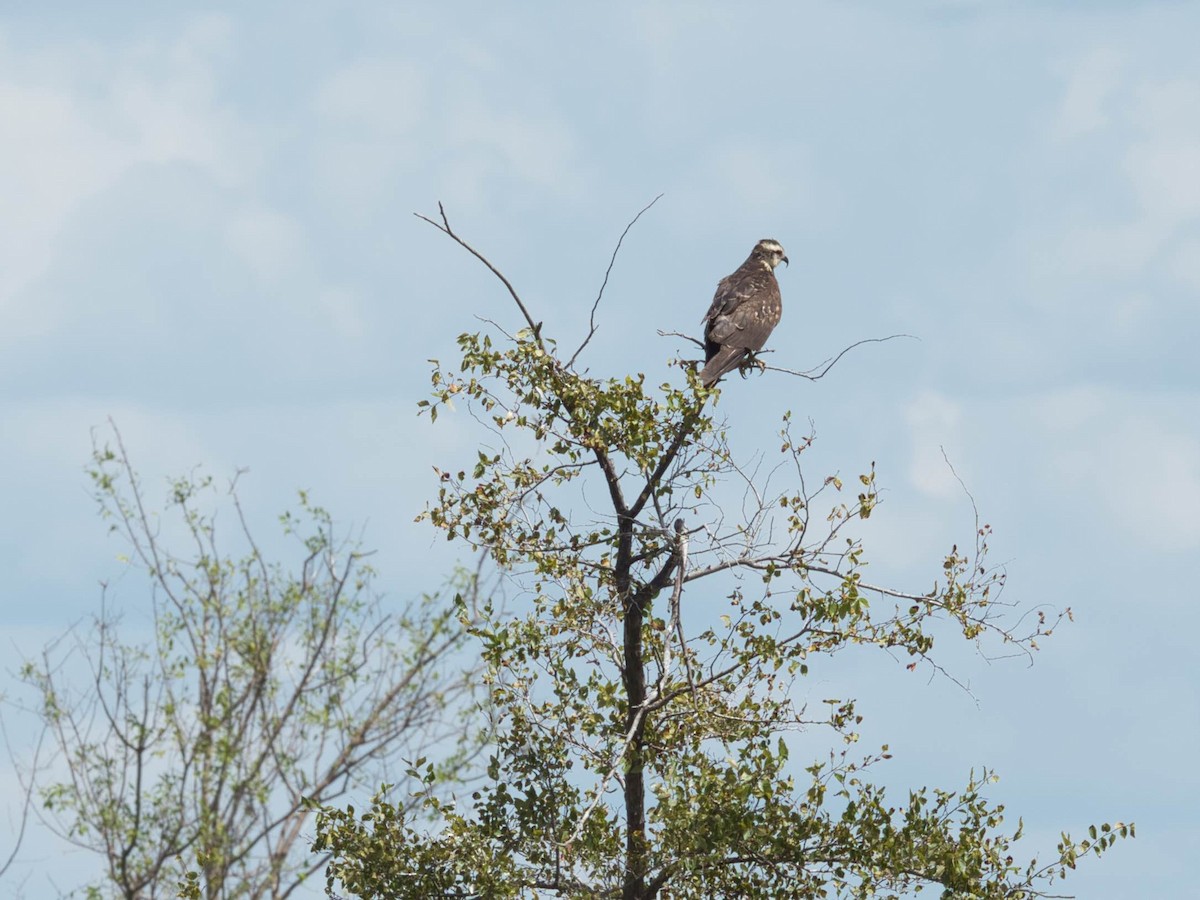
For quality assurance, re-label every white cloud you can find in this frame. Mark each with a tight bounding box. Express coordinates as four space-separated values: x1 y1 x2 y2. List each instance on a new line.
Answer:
0 14 256 339
1053 47 1124 142
1051 75 1200 303
444 106 588 201
310 57 426 212
0 399 223 605
703 139 813 220
904 390 965 499
0 80 126 327
8 398 221 484
1054 72 1200 293
1107 424 1200 550
1035 387 1200 551
314 57 427 135
660 137 827 242
225 207 306 287
1168 237 1200 293
1124 130 1200 227
1056 218 1171 277
317 285 366 339
110 15 250 183
314 55 593 218
1032 384 1108 432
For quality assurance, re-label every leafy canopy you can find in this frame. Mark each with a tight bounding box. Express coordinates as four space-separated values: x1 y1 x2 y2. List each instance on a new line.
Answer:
315 210 1130 900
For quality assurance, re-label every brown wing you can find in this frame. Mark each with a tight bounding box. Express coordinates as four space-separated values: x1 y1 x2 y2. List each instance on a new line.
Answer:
699 265 782 387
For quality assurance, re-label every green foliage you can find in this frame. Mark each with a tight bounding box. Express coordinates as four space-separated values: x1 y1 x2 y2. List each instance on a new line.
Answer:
317 223 1130 898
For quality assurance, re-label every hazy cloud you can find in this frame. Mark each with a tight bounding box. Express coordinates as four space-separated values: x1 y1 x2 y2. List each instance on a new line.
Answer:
905 391 965 499
1053 47 1124 141
1035 386 1200 551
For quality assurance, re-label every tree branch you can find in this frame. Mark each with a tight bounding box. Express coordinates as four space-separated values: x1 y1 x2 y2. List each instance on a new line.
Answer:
628 412 698 522
656 329 704 350
0 718 44 880
763 334 917 381
566 194 663 370
415 203 546 350
657 332 917 382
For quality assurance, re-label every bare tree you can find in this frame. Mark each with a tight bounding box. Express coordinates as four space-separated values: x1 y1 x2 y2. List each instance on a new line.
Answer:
0 720 43 892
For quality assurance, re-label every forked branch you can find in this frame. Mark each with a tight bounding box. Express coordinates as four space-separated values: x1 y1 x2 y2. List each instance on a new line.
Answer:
763 334 917 380
415 203 545 350
657 331 916 382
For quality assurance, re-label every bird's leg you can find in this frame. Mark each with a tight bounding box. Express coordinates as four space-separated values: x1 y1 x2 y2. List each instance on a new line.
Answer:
736 352 768 379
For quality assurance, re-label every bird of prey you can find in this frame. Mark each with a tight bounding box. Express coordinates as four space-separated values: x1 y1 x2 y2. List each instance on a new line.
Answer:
699 238 788 388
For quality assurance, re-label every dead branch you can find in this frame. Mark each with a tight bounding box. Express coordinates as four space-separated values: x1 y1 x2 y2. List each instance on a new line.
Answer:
0 719 44 880
764 334 917 380
415 203 545 349
657 329 704 350
658 332 917 381
566 194 664 370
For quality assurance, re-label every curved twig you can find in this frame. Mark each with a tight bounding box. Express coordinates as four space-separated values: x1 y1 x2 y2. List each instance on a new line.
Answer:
764 334 918 381
0 718 44 879
658 332 917 381
567 194 664 370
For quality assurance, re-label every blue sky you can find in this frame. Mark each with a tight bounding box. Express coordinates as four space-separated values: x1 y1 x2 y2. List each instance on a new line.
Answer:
2 2 1197 895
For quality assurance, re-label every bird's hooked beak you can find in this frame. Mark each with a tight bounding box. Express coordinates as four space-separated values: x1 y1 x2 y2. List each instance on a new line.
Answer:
781 255 789 267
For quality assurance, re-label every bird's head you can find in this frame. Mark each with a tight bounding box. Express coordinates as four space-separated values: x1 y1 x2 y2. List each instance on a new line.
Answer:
751 238 788 270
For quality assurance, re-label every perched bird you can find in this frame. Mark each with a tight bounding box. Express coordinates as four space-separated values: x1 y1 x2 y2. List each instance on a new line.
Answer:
699 239 788 388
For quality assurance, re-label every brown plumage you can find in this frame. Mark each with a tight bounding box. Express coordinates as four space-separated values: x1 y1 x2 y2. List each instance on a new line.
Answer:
699 239 788 388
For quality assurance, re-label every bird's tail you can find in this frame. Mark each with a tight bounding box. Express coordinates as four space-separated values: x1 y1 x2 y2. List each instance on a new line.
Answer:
699 346 747 388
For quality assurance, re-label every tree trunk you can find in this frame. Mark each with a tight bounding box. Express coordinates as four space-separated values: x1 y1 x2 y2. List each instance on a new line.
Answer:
622 586 648 900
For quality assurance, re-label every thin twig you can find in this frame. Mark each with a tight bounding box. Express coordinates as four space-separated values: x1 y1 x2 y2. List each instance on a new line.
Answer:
656 329 705 350
764 334 917 381
566 194 664 370
414 203 545 349
563 704 651 849
940 446 976 516
0 719 44 879
658 332 916 381
668 519 694 692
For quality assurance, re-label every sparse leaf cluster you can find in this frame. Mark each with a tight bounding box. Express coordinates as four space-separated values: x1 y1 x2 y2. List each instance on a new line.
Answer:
16 425 479 900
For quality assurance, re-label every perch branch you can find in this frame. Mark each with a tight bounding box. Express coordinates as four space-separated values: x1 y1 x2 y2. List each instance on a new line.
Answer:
660 332 916 381
763 334 917 381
